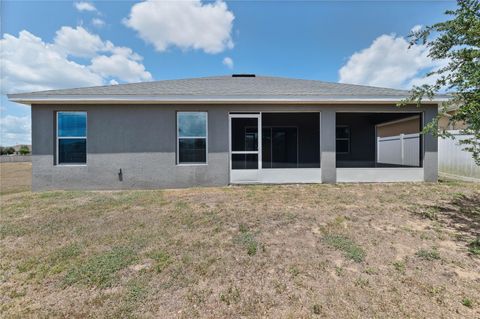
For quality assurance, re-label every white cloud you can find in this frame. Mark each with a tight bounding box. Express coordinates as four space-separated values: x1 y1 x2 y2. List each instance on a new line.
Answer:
90 53 152 82
222 57 234 69
410 24 423 33
54 26 106 58
1 27 153 145
74 2 97 12
1 28 152 94
91 18 105 28
338 34 445 89
0 115 31 146
1 31 103 93
124 0 234 54
91 46 152 82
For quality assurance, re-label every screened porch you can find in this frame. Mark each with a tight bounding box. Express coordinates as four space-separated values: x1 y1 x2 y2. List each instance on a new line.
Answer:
229 112 321 183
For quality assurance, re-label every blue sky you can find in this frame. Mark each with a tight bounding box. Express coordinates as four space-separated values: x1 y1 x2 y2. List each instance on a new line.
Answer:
1 0 455 146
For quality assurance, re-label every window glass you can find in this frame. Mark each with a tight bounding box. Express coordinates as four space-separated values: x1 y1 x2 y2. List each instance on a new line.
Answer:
58 112 87 137
232 154 258 169
177 112 207 164
178 112 207 137
178 139 206 163
262 128 272 168
262 127 298 168
336 125 350 154
231 118 258 152
244 127 258 151
336 140 349 153
58 139 87 164
336 126 350 139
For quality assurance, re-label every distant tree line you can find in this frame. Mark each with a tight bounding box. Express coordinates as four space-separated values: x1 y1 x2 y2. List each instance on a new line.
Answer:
0 147 15 155
0 145 30 155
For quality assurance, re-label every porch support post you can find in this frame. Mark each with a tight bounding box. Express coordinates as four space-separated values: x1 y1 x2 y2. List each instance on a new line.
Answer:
423 106 438 182
321 109 336 183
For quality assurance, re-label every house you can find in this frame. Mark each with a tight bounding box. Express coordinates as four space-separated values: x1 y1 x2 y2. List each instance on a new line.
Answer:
438 108 468 131
7 75 446 191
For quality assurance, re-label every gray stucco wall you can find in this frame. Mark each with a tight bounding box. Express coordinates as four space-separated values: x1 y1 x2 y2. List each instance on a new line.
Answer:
31 103 438 190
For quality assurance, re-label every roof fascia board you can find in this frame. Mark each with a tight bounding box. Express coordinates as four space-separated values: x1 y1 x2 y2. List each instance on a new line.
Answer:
8 96 448 105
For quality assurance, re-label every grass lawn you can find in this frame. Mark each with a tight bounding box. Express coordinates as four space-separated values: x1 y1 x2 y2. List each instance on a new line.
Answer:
1 162 479 318
0 162 31 195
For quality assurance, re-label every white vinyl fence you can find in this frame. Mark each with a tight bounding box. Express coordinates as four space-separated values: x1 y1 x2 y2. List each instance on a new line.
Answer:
439 132 480 181
377 133 420 167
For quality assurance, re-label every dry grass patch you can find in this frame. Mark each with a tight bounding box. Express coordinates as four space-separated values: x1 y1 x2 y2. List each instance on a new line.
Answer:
0 162 31 195
1 169 480 318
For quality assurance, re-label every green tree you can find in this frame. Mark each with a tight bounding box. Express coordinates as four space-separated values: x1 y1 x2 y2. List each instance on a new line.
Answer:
402 0 480 164
18 145 30 155
4 147 15 155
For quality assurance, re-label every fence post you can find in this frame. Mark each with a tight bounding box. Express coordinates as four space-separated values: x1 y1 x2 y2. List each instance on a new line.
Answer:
377 136 380 162
400 134 405 166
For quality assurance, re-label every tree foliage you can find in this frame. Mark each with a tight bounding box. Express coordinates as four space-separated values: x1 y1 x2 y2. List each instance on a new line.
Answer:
0 147 15 155
19 145 30 155
402 0 480 164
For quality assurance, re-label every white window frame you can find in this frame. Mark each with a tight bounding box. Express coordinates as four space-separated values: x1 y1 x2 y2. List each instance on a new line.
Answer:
176 111 208 165
56 111 87 166
336 125 350 154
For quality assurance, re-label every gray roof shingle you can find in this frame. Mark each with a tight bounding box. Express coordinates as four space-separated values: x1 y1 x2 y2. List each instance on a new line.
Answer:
7 75 446 103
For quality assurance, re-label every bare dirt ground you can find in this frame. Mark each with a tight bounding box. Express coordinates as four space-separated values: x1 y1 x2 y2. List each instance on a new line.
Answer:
0 164 479 318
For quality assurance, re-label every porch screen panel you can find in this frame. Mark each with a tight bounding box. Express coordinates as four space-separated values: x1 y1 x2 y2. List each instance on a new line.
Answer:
231 117 259 169
261 113 319 169
336 112 422 168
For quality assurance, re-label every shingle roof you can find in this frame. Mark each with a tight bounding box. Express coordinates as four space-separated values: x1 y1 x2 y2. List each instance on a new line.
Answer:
7 75 446 104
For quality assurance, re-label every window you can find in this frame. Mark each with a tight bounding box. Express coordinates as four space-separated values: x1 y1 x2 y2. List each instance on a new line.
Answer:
177 112 207 164
336 125 350 154
57 111 87 164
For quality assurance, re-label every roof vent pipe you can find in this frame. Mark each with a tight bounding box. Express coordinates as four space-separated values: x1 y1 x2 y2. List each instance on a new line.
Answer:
232 74 256 77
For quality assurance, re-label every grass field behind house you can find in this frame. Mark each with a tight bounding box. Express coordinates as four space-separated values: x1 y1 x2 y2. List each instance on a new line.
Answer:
0 162 479 318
